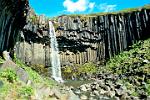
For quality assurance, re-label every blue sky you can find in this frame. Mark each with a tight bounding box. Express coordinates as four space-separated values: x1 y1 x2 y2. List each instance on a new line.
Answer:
29 0 150 17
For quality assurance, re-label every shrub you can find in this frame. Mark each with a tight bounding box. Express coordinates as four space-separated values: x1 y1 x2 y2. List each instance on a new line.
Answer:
0 69 17 83
19 86 34 98
62 62 97 79
79 62 97 74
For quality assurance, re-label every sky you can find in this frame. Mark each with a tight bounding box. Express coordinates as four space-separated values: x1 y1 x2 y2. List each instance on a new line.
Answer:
29 0 150 17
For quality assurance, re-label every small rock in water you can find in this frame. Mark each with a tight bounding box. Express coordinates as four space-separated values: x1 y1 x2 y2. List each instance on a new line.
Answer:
74 89 81 94
52 77 64 83
80 95 88 100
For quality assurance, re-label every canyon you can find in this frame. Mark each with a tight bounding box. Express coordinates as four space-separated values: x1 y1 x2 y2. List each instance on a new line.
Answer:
0 0 150 99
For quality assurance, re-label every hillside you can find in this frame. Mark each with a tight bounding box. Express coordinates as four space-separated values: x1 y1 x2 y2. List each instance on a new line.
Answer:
0 38 149 99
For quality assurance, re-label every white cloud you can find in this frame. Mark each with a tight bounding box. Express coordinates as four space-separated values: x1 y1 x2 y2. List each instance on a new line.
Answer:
89 2 95 9
63 0 95 13
99 3 117 12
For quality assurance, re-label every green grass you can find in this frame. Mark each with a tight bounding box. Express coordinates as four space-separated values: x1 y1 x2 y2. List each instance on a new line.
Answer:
62 62 97 79
0 55 57 99
0 57 4 64
0 68 18 83
100 38 150 73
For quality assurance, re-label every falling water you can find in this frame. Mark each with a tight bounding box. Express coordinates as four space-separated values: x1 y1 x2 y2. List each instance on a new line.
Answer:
49 21 63 82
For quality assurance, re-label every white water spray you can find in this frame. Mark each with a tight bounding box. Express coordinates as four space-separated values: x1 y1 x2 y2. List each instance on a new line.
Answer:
49 21 63 82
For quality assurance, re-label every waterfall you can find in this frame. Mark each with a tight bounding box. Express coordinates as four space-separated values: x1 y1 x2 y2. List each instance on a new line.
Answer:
49 21 63 82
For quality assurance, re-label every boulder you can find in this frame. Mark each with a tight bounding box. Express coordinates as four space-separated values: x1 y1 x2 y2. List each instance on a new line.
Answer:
80 95 88 100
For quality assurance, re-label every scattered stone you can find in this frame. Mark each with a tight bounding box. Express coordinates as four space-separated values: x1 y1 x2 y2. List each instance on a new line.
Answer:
90 92 95 97
104 91 115 98
89 97 95 100
60 94 69 100
114 97 120 100
143 59 149 63
53 89 62 99
80 85 87 92
103 85 110 91
93 90 99 96
2 51 11 60
27 80 32 86
49 91 54 97
147 96 150 100
74 89 81 94
68 90 80 100
120 93 128 100
80 95 88 100
131 96 140 100
100 89 106 94
115 89 124 96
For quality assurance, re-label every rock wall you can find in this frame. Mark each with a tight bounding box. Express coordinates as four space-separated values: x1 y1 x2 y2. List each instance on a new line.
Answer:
15 8 150 66
0 0 29 53
57 8 150 65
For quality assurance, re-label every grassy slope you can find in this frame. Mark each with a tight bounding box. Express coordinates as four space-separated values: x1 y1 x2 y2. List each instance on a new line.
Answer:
0 38 149 99
0 57 56 99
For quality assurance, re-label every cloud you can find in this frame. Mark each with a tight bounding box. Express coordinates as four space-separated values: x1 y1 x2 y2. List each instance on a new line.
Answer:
63 0 95 13
89 2 95 9
98 3 117 12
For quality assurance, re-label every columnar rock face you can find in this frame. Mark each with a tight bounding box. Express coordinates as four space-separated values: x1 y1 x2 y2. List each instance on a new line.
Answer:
15 9 51 66
0 0 29 53
15 8 150 66
57 9 150 65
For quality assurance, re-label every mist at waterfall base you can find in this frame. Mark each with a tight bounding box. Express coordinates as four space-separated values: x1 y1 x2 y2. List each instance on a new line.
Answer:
49 21 63 83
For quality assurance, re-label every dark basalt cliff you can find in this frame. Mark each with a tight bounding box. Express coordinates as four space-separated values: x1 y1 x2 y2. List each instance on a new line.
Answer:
0 0 29 53
15 7 150 67
56 9 150 64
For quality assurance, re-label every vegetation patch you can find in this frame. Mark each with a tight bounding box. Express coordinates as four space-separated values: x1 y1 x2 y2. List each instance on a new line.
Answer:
0 55 57 99
62 62 97 80
0 68 17 83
